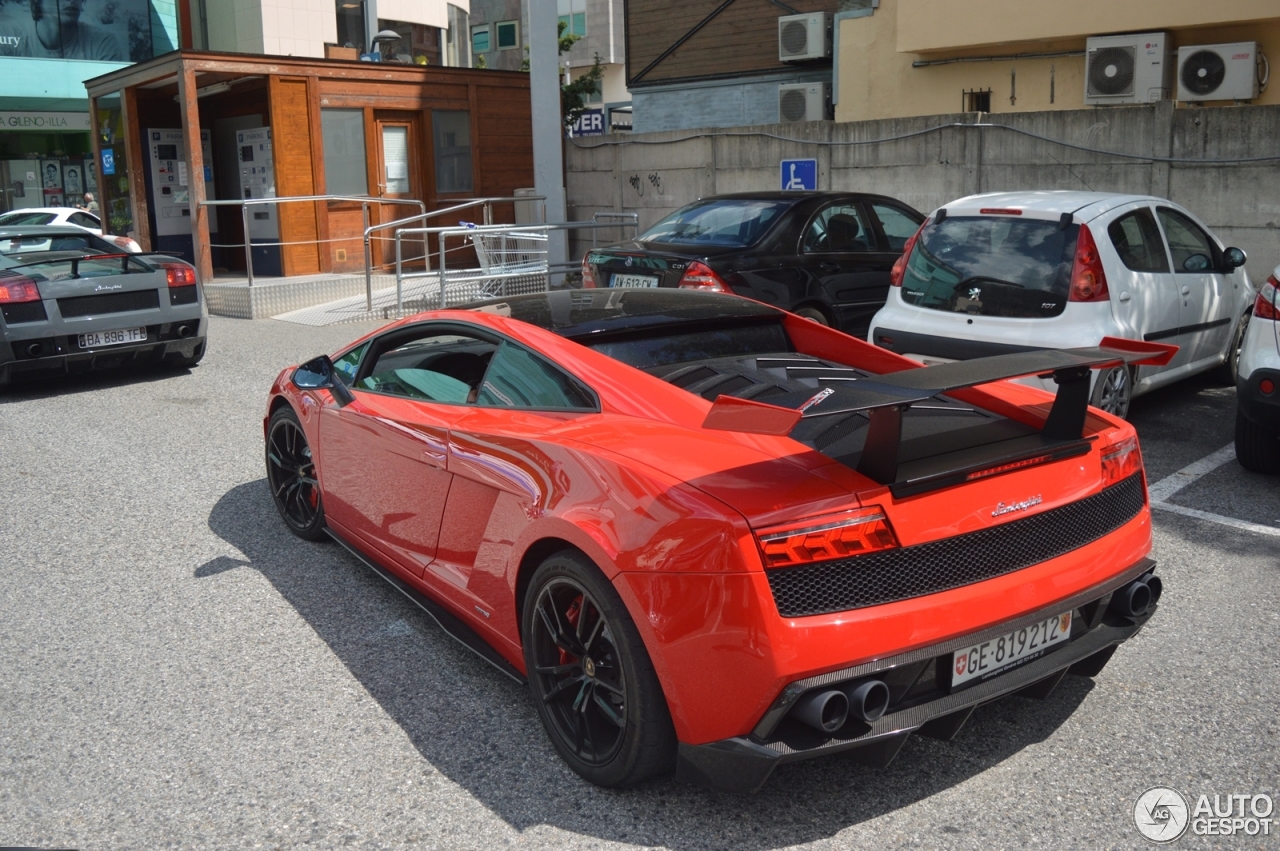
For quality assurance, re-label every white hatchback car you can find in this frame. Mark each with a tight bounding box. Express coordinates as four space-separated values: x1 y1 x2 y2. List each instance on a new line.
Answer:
868 191 1255 417
0 207 141 253
1235 264 1280 472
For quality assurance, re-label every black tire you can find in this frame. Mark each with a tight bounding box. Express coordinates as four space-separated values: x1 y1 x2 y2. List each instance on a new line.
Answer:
265 406 328 540
522 550 676 787
1213 312 1250 386
1090 364 1132 419
1235 408 1280 474
793 306 831 326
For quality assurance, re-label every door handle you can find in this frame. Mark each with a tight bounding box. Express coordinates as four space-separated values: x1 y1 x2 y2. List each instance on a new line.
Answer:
1180 286 1191 296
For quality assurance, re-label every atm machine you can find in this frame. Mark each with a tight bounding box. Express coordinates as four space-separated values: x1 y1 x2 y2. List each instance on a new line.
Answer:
144 128 217 261
236 128 281 277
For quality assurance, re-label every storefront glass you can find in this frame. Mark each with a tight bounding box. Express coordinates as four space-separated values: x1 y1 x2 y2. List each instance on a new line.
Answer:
0 114 93 213
94 93 135 237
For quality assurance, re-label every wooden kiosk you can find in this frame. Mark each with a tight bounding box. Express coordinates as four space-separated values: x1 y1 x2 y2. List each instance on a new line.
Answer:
84 50 533 282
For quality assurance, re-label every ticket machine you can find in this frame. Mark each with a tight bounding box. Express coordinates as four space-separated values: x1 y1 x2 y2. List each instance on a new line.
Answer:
144 128 217 260
236 127 281 277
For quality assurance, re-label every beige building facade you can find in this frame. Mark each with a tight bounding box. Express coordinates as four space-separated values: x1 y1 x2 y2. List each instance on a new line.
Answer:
837 0 1280 122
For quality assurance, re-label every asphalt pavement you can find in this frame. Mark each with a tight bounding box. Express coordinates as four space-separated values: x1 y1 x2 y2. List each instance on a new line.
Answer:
1 316 1277 850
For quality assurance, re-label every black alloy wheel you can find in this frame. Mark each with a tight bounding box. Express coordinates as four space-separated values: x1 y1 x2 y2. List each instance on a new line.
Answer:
523 550 676 786
265 407 327 540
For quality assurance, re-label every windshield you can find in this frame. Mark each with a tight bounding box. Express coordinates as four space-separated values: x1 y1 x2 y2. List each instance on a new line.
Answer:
0 212 57 226
900 217 1078 318
639 199 791 247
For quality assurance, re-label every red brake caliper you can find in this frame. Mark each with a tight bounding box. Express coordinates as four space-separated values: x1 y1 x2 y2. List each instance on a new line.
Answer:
558 595 583 666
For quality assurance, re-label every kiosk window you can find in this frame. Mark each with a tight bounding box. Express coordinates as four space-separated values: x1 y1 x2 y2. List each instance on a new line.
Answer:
433 111 473 194
321 109 368 196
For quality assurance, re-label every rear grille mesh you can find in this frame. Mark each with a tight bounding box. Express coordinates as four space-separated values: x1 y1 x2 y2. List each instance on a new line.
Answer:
766 474 1146 617
58 289 159 318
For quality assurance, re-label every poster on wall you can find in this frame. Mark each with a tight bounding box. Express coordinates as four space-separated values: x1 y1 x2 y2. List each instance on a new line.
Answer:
63 163 84 203
40 159 61 190
83 158 97 191
0 0 154 62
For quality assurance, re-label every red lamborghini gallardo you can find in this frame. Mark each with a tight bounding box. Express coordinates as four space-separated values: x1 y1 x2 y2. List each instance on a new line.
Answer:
264 289 1171 792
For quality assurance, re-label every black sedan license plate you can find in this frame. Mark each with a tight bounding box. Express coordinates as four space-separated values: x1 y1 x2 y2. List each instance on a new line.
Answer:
951 611 1071 691
610 273 659 288
78 327 147 349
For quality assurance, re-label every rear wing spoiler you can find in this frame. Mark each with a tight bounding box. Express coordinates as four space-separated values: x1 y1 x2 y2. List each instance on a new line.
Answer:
702 337 1176 486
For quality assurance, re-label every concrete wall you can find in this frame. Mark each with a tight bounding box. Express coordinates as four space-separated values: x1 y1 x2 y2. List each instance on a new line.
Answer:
566 101 1280 278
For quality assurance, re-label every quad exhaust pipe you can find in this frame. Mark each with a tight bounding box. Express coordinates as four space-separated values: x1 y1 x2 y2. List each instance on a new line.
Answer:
26 342 44 357
1108 572 1162 620
175 324 193 338
790 679 891 733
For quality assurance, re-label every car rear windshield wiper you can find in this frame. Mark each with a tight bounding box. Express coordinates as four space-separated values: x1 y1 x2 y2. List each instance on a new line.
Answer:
959 275 1025 289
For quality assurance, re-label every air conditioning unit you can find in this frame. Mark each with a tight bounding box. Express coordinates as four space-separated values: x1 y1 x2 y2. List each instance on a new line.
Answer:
1084 32 1172 105
778 13 828 62
779 82 827 122
1177 42 1259 101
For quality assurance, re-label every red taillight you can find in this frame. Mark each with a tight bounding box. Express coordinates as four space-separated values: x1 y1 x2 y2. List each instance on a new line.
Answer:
677 260 729 293
890 218 929 287
1101 436 1143 487
0 275 40 303
158 261 197 288
756 507 898 568
1255 276 1279 321
581 254 597 288
965 453 1054 481
1069 223 1110 302
979 208 1022 215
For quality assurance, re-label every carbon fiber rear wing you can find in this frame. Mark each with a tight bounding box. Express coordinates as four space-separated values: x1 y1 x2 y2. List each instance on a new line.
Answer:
702 337 1176 486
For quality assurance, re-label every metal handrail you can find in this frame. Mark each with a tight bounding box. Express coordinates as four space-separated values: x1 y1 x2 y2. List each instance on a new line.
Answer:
199 194 426 287
360 195 547 308
391 220 638 315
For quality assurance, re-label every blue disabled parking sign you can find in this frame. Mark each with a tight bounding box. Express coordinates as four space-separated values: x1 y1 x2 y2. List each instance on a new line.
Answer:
781 158 817 191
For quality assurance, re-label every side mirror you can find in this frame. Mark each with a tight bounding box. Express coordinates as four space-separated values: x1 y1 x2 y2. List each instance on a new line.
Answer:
1183 253 1211 273
292 355 355 406
1223 246 1247 270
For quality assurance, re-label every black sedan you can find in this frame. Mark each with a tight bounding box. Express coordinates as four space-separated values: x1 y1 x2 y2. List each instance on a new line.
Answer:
581 192 924 337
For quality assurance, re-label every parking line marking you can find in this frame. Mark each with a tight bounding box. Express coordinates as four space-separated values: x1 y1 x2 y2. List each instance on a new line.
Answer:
1146 443 1236 503
1151 501 1280 538
1146 442 1280 538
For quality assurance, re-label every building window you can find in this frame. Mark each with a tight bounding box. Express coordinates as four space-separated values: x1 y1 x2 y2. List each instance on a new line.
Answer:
321 109 368 195
471 26 490 54
496 20 519 49
433 111 473 194
557 0 585 37
963 89 991 113
336 0 365 49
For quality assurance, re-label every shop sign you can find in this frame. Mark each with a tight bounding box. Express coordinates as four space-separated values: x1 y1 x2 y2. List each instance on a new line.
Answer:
0 112 92 131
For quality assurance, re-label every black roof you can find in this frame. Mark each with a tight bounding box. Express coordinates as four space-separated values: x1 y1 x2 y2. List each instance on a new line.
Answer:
467 288 781 339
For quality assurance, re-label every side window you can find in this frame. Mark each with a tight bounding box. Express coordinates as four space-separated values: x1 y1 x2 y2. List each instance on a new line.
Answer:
69 212 100 229
1107 208 1170 273
476 341 595 410
870 203 923 252
356 330 496 403
1156 207 1216 273
332 342 368 385
802 204 874 253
